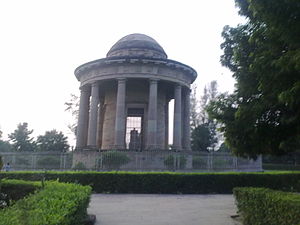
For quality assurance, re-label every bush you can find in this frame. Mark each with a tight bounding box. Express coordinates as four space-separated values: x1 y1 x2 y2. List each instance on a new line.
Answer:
73 162 87 170
263 163 300 171
100 151 130 170
1 171 300 194
233 187 300 225
164 155 187 170
0 180 91 225
192 156 206 169
37 156 60 168
16 156 31 166
0 179 41 202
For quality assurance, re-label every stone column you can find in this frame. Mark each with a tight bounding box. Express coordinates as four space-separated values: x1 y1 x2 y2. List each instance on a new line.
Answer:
165 99 169 149
173 85 182 150
76 87 90 149
96 97 104 148
114 78 126 149
146 79 158 149
87 83 99 147
182 89 191 150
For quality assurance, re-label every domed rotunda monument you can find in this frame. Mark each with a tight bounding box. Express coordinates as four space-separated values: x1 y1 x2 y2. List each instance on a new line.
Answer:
74 33 197 151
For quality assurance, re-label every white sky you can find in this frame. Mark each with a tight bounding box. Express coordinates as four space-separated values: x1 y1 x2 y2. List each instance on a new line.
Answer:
0 0 243 147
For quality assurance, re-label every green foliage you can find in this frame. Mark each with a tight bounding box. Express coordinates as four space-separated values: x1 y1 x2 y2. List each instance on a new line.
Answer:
0 179 41 202
73 162 87 170
36 130 69 152
100 151 130 170
191 81 219 152
191 123 216 151
0 180 91 225
192 156 206 169
8 123 36 152
64 94 79 135
15 156 30 166
233 187 300 225
0 140 12 152
263 163 300 171
212 158 229 168
208 0 300 158
1 171 300 194
36 156 60 168
164 155 187 170
218 142 230 152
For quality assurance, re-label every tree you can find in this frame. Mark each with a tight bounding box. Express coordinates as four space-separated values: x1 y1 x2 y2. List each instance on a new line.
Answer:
191 123 216 151
191 81 219 151
190 84 200 130
0 128 12 152
64 94 79 135
208 0 300 158
8 123 35 151
218 142 230 152
36 130 69 152
199 81 218 124
0 141 12 152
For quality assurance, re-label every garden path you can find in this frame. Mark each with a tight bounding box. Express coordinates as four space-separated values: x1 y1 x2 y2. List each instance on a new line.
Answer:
88 194 242 225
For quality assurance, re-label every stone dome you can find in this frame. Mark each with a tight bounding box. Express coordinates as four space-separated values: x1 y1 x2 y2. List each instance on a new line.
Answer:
107 33 167 59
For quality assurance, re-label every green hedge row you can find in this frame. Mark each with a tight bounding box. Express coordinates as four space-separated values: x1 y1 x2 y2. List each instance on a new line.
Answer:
0 180 91 225
263 163 300 171
233 187 300 225
0 179 41 202
1 171 300 193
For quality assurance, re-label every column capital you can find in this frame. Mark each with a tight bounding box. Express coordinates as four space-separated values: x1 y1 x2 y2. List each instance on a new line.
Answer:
91 82 99 88
79 85 90 92
116 78 126 83
149 78 159 83
175 84 182 89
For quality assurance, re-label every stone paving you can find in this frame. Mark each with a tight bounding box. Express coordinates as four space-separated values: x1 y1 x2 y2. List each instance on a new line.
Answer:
88 194 242 225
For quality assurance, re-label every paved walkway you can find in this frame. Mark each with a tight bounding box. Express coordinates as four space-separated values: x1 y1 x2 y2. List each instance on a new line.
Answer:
88 194 242 225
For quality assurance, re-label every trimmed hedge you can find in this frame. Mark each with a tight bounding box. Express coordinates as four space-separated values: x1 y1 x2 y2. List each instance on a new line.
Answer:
1 171 300 194
233 187 300 225
0 180 91 225
0 179 41 202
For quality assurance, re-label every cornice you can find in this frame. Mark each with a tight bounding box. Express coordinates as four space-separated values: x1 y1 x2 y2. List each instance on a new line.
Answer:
74 56 197 82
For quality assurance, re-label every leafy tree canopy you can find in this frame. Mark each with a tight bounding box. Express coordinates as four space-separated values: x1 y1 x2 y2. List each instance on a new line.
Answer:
191 123 216 152
8 123 36 151
36 130 69 152
208 0 300 158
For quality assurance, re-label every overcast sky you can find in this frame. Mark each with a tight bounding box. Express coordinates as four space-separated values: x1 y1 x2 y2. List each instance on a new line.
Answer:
0 0 244 146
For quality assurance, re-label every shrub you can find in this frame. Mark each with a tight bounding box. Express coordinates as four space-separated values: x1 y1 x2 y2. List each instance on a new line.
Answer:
0 171 300 194
164 155 187 170
16 156 31 166
0 180 91 225
212 158 229 168
0 179 41 202
100 151 130 170
37 156 60 168
233 187 300 225
192 156 206 169
73 162 87 170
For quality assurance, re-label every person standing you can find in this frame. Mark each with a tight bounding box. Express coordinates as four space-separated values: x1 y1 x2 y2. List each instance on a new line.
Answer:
3 162 10 172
